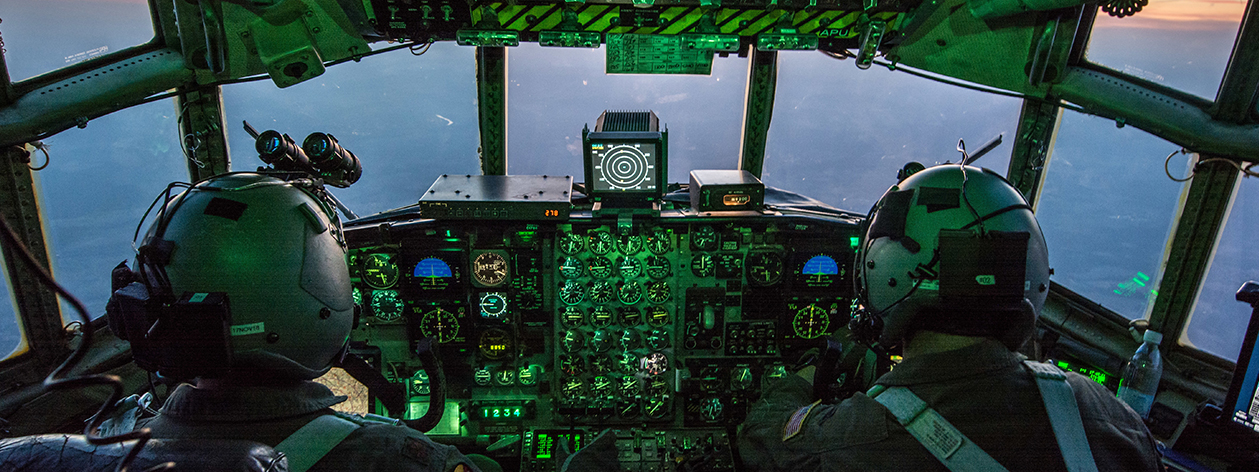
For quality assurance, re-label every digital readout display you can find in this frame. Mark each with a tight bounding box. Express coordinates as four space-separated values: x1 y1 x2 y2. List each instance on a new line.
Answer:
589 142 659 192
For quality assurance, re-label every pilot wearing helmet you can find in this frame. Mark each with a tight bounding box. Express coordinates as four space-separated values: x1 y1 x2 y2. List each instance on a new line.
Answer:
106 173 481 472
738 164 1162 471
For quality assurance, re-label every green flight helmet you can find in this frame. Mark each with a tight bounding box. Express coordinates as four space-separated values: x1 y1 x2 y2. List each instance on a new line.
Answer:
856 164 1050 350
141 173 354 380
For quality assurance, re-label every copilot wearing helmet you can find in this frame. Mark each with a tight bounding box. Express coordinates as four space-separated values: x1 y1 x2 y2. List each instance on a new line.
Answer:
738 164 1161 471
108 173 480 472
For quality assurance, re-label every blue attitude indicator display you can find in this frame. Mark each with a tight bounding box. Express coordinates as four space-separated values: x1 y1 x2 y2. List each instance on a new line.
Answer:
795 253 846 289
411 256 460 291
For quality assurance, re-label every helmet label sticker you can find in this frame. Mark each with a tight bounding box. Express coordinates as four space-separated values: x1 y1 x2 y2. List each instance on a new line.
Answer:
230 322 265 336
204 197 247 221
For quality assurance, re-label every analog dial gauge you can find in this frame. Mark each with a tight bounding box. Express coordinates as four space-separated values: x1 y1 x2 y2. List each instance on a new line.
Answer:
370 290 404 322
559 354 585 376
479 292 508 319
690 225 718 251
617 234 643 255
588 231 615 255
362 253 399 289
618 281 643 305
619 375 642 397
642 352 669 376
590 330 614 352
590 306 614 327
646 306 671 328
618 257 643 279
478 328 512 359
494 369 515 386
690 254 714 277
589 281 615 304
619 307 642 327
558 232 584 254
561 330 586 352
559 279 585 305
646 397 670 419
473 252 508 286
591 375 614 399
747 252 784 286
590 355 614 374
561 306 585 328
792 304 832 339
646 329 671 350
561 376 585 400
559 257 584 279
618 352 639 374
645 256 671 279
646 281 671 304
419 308 460 343
646 229 671 254
587 257 614 279
518 366 538 386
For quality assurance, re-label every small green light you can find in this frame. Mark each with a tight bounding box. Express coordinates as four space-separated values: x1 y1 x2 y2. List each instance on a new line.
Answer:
1089 372 1107 384
850 236 860 248
679 33 740 52
539 31 601 48
1151 290 1158 296
456 29 520 47
1057 360 1069 369
1113 289 1122 295
1137 272 1150 281
755 33 819 51
1133 277 1146 287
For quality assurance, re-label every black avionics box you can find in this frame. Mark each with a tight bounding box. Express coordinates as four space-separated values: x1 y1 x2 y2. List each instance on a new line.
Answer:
689 170 764 212
421 174 573 220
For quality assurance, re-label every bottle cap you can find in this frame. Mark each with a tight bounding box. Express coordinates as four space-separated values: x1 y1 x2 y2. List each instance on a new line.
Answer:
1143 330 1163 344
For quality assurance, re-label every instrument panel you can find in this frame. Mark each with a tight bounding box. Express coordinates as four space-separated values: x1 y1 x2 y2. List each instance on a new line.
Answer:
344 210 859 471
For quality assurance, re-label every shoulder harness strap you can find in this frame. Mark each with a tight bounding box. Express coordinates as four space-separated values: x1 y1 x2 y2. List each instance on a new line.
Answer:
1022 361 1100 472
868 385 1009 472
273 412 362 472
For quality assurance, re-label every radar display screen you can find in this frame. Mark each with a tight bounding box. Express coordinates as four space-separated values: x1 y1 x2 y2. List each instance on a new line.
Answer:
590 142 659 192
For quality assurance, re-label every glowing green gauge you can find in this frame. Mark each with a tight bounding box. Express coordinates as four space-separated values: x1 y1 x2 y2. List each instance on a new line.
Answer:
478 328 512 359
591 375 614 399
617 352 639 374
619 375 642 397
618 281 643 305
792 304 832 339
561 376 585 400
589 281 615 304
747 252 785 286
561 306 586 328
362 253 400 289
618 400 640 418
587 257 614 279
645 256 671 279
474 368 492 386
617 234 643 254
619 329 640 350
646 329 671 351
352 287 363 305
518 366 538 386
645 396 670 419
370 290 404 322
618 256 643 279
559 354 585 376
472 252 509 287
559 279 585 305
646 306 670 328
590 354 614 374
590 306 614 327
494 368 515 386
559 257 584 279
419 307 460 343
647 375 669 395
646 281 671 304
701 397 724 421
588 231 615 255
646 229 671 255
559 232 585 254
690 225 718 251
590 330 614 353
479 292 508 319
690 254 714 277
620 307 642 327
561 330 586 353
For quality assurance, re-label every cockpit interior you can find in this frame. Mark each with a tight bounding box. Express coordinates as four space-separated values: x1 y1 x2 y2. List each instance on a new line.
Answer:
0 0 1257 470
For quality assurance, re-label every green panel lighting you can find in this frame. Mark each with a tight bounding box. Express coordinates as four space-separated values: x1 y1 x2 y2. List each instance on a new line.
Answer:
456 29 520 47
755 32 819 51
679 33 740 52
850 236 860 248
539 31 602 48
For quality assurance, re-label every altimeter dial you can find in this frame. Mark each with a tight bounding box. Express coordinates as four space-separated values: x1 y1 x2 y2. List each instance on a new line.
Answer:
473 252 508 286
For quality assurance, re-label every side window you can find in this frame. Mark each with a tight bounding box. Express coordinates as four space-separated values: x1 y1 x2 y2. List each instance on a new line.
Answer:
1035 113 1190 319
1183 178 1259 360
37 99 186 324
1 1 156 82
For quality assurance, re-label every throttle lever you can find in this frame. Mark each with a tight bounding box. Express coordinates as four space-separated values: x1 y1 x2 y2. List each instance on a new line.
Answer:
405 337 446 433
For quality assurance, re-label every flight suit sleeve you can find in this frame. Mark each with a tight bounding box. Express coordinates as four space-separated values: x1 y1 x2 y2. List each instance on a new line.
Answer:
318 424 485 472
738 374 820 469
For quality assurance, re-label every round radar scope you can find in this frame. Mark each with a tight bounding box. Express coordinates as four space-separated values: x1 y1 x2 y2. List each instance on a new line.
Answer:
593 143 657 191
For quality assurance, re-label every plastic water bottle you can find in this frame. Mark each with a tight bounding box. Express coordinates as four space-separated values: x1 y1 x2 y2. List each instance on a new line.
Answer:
1117 330 1163 418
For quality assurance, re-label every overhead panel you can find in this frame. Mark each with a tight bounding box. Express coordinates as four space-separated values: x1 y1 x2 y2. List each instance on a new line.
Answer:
370 0 916 56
